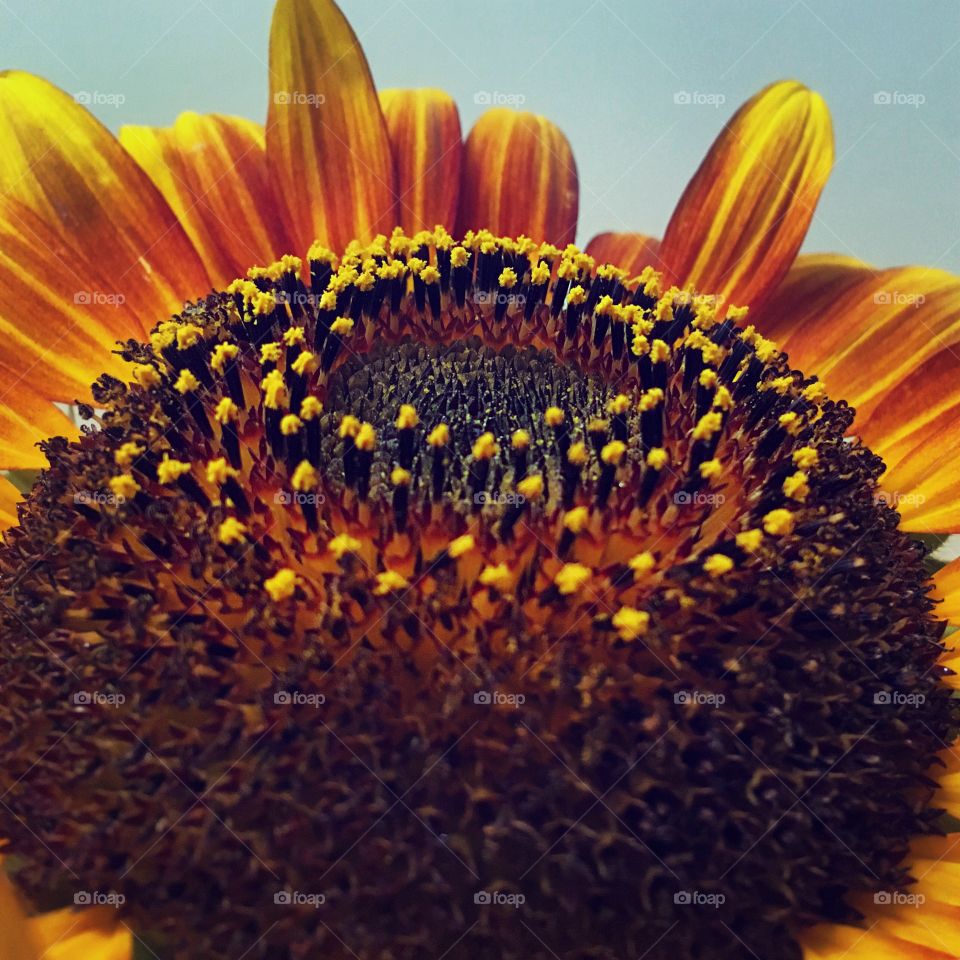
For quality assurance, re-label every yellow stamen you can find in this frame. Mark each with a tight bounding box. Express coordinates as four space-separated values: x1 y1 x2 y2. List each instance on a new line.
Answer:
218 518 247 545
612 606 650 642
264 568 298 602
554 562 591 595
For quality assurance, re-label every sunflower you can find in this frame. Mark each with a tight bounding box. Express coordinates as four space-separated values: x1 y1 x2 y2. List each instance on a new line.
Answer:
1 1 959 959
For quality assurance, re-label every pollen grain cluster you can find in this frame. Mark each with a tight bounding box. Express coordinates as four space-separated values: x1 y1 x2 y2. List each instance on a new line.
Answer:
0 227 954 960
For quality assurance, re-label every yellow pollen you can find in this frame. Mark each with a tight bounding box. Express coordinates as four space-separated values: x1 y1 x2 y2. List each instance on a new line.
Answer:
544 407 565 427
601 441 627 466
726 305 749 324
329 533 362 560
763 509 796 536
516 474 544 501
793 446 819 469
631 335 650 357
318 290 338 311
218 518 248 545
299 396 323 420
612 606 650 642
629 552 656 578
566 285 587 306
530 262 551 285
251 292 276 317
280 414 303 437
157 457 191 485
713 386 734 411
114 441 144 468
132 364 161 388
563 506 590 534
390 467 411 487
374 570 409 595
450 246 470 268
282 326 306 347
703 554 734 578
554 563 591 595
174 369 200 394
567 442 589 466
646 447 669 470
108 474 140 500
472 432 497 460
396 404 419 430
802 381 827 403
264 568 298 602
650 339 671 363
736 528 764 552
699 458 722 480
511 429 531 450
698 369 719 390
259 342 282 365
330 316 354 336
307 241 337 264
339 415 361 439
692 411 723 442
214 397 238 424
291 351 317 376
783 471 810 502
210 342 239 373
479 563 512 592
427 423 450 447
206 458 237 485
176 324 203 349
448 533 475 559
355 423 377 451
638 389 664 412
498 267 518 288
607 394 631 415
261 369 288 410
778 411 803 435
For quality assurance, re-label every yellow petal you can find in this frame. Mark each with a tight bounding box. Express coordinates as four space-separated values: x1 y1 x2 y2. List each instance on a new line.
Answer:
121 113 290 288
0 71 209 316
933 557 960 626
0 202 143 402
379 89 463 235
28 906 132 960
800 920 954 959
266 0 396 254
0 863 36 960
0 388 77 470
456 109 578 246
0 475 20 531
585 232 662 275
660 81 833 311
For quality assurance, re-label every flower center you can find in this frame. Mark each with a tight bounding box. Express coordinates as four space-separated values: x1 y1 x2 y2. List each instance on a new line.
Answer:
0 227 954 960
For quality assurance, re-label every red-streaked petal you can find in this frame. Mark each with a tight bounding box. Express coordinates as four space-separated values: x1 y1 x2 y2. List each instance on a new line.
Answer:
456 109 578 246
585 232 662 275
379 88 463 235
266 0 396 254
121 113 290 288
660 81 833 311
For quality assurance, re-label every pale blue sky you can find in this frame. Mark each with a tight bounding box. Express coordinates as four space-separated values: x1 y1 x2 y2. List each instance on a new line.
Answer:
3 0 958 270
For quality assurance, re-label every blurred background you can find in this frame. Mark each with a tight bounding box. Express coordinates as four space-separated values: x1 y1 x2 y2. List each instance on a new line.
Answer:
2 0 958 270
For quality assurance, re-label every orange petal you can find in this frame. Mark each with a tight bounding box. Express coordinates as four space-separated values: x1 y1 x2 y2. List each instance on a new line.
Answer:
0 865 36 960
266 0 396 255
0 72 209 316
585 232 662 275
0 201 144 402
660 81 833 311
121 113 290 288
456 109 578 246
933 558 960 625
0 475 19 531
800 920 954 959
378 89 463 235
0 387 77 470
28 906 132 960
